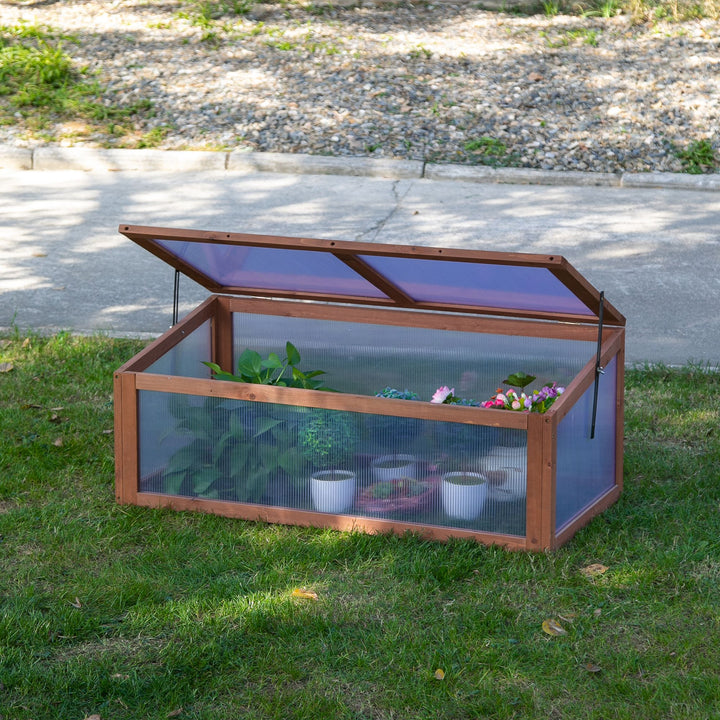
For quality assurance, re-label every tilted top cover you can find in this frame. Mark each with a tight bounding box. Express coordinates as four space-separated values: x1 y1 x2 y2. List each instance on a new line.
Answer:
119 224 625 326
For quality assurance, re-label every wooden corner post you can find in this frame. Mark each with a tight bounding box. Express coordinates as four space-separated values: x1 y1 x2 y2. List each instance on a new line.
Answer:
114 370 139 505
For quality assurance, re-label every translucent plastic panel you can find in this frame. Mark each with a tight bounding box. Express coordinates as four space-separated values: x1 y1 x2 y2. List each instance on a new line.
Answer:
555 356 618 529
358 255 595 316
137 391 527 536
144 319 212 378
233 312 593 402
154 240 387 298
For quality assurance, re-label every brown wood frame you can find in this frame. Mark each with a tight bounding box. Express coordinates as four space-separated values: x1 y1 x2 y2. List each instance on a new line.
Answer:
115 292 625 551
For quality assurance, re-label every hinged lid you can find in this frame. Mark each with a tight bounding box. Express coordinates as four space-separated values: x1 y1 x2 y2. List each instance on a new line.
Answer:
119 224 625 326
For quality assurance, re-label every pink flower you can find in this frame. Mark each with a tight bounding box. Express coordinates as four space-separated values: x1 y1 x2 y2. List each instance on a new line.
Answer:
511 400 521 410
431 386 455 404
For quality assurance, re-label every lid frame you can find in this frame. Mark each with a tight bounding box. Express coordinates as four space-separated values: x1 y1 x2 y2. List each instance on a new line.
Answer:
119 224 625 326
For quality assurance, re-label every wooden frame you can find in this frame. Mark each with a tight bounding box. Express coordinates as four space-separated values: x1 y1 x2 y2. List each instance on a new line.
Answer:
116 302 624 552
115 226 625 551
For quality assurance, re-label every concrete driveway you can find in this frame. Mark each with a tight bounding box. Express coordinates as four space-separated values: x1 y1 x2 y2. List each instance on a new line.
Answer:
2 161 719 365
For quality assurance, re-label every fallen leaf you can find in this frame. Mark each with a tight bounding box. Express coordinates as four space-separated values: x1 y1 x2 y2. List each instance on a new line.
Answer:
53 437 63 447
593 608 602 618
111 673 130 680
528 71 544 82
433 668 445 680
50 413 62 423
32 252 47 257
102 429 114 435
0 362 13 373
292 588 318 600
580 563 608 578
167 708 183 718
22 338 31 348
0 339 11 348
542 619 567 636
70 597 82 609
559 613 577 624
84 715 102 720
584 663 602 673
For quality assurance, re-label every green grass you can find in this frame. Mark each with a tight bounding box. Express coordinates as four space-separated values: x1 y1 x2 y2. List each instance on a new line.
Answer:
0 22 153 141
1 333 720 718
675 138 718 174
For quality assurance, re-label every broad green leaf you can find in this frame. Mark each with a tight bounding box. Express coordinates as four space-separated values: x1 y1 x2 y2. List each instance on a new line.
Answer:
303 370 326 378
253 416 284 438
262 352 284 369
163 470 186 495
236 348 263 378
193 468 220 494
229 444 250 472
278 447 303 474
165 444 200 473
257 442 279 469
286 341 301 366
504 372 536 389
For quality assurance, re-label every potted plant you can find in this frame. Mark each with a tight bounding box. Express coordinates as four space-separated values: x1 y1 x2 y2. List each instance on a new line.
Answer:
300 409 359 513
440 470 488 521
479 445 527 502
371 453 417 481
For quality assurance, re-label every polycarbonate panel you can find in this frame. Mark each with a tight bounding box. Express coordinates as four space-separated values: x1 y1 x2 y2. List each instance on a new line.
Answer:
555 356 618 529
137 391 527 536
154 239 387 298
145 319 212 378
232 312 593 401
358 255 595 316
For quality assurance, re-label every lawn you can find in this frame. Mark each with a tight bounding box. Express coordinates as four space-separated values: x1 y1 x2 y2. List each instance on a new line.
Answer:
1 332 719 719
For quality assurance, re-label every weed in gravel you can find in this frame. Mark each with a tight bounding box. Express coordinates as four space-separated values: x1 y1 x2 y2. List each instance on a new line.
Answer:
675 138 718 174
464 135 519 167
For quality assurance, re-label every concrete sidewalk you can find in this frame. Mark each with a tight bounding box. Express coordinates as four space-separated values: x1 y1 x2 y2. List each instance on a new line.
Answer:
1 149 720 365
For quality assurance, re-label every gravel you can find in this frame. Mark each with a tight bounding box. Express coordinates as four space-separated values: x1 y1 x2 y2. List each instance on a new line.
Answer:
2 0 719 174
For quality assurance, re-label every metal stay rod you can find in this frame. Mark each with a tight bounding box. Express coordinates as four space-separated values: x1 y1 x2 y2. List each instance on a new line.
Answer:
590 290 605 439
172 269 180 326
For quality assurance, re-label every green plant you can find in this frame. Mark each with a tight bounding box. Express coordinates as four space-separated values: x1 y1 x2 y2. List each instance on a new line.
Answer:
374 387 419 401
137 125 170 148
464 136 514 167
204 341 334 391
543 0 561 15
0 23 153 138
676 138 718 174
299 409 359 469
162 395 307 502
481 372 565 412
409 44 432 59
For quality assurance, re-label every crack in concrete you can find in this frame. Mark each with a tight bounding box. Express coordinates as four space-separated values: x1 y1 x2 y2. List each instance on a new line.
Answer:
355 180 414 243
